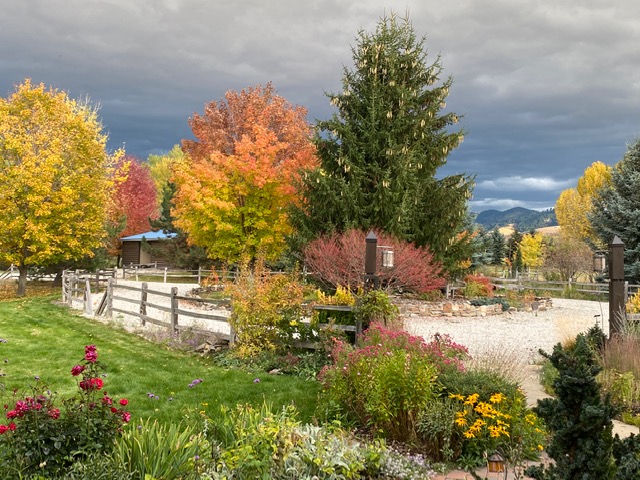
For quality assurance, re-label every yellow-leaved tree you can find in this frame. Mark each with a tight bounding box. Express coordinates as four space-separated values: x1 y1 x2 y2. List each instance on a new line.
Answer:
519 232 545 270
0 79 117 296
173 84 317 263
556 161 611 247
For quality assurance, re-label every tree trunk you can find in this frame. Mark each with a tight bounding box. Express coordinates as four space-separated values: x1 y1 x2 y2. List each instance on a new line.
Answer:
17 264 28 297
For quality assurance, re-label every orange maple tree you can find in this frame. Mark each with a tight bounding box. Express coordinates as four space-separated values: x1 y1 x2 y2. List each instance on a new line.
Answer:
173 83 317 262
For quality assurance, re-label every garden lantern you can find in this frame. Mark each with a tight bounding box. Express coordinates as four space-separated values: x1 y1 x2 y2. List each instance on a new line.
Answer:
487 452 505 473
593 251 606 273
380 246 394 268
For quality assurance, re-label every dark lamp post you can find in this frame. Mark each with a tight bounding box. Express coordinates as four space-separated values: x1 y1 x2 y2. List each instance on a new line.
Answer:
364 231 378 290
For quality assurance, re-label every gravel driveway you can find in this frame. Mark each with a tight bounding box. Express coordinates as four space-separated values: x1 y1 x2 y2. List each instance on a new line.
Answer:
404 298 610 365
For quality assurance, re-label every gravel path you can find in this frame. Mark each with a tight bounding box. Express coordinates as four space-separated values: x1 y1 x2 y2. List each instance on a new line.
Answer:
404 298 609 365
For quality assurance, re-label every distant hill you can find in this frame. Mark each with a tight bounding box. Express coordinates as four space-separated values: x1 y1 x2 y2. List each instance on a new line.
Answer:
474 207 557 231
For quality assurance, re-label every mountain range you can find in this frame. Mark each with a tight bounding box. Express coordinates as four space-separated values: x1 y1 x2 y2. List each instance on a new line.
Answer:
474 207 557 231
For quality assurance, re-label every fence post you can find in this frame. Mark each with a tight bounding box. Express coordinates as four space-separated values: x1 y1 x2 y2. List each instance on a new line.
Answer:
170 287 178 333
140 282 148 326
122 265 126 279
135 266 139 282
84 279 93 316
164 267 168 283
106 278 114 318
609 236 625 337
62 270 67 303
197 266 202 285
94 271 100 292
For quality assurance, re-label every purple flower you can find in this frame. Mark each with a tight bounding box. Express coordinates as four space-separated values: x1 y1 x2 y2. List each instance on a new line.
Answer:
188 379 203 388
34 376 40 381
253 378 261 384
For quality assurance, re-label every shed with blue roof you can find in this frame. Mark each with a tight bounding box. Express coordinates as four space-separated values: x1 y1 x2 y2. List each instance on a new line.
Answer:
120 231 177 266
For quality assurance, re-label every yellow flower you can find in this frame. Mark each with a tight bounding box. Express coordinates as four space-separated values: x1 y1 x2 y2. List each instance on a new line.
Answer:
455 417 468 427
464 393 480 405
449 393 465 401
463 430 476 439
490 393 506 404
538 444 544 451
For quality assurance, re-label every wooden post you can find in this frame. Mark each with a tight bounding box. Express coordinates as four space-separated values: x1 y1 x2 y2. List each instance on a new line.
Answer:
197 266 202 285
62 270 67 303
609 236 625 337
164 267 168 283
140 282 148 326
106 278 114 318
170 287 178 333
84 279 93 316
135 266 139 282
364 231 378 291
122 265 126 279
94 271 100 292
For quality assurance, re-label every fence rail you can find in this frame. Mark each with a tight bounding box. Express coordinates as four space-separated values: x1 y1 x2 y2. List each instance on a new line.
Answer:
62 272 363 347
488 276 640 299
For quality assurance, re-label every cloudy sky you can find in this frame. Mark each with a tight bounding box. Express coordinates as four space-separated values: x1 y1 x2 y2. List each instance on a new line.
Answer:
2 1 640 212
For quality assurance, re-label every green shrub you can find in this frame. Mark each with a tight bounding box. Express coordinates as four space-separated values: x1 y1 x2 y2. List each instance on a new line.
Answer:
226 258 306 358
112 418 209 479
416 397 462 463
318 324 467 443
469 297 510 311
0 345 130 478
204 401 402 479
353 289 399 329
526 331 620 479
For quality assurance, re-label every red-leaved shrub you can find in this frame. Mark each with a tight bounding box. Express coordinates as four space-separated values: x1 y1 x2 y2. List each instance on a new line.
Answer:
463 273 493 298
303 229 446 293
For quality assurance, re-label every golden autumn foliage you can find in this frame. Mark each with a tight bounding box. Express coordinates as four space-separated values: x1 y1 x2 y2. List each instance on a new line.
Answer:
174 83 317 262
519 232 545 269
0 79 117 295
556 161 611 247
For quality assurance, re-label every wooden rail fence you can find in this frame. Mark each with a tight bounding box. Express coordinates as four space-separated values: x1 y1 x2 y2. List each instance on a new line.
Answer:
62 273 362 347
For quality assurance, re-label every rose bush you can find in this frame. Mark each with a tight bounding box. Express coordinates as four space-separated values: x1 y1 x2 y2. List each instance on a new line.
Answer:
0 345 130 477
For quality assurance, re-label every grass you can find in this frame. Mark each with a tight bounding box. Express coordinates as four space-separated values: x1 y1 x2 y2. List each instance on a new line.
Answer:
0 294 320 425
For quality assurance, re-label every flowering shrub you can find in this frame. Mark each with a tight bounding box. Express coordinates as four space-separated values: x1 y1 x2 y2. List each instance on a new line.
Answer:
449 390 547 473
463 273 493 298
0 345 130 477
319 324 468 442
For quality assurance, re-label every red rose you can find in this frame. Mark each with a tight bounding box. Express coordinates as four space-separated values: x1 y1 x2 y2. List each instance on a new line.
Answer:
0 425 7 434
91 378 104 390
71 365 85 376
48 408 60 419
119 398 128 406
8 423 16 431
111 407 118 413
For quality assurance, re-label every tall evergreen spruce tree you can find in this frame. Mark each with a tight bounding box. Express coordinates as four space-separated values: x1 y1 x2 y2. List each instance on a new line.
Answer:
590 139 640 282
490 229 506 265
290 13 474 275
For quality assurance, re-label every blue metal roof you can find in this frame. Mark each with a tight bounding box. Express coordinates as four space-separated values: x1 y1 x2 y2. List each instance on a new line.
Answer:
120 231 177 242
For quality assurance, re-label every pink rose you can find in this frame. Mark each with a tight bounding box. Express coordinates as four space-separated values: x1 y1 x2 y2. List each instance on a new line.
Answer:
71 365 85 376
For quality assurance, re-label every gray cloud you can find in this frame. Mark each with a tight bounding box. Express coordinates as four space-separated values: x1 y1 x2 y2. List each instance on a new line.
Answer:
2 0 639 211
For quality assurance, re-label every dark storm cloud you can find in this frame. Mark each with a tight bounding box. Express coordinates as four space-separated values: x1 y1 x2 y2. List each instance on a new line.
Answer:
2 0 640 211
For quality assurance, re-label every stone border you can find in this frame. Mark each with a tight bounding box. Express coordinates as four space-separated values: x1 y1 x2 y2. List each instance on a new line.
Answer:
394 297 553 318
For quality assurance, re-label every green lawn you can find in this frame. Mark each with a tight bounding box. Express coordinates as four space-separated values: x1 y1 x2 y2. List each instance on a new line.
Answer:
0 295 320 425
